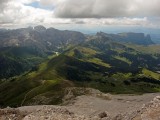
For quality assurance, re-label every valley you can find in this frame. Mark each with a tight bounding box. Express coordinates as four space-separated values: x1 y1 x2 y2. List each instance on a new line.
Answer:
1 0 160 119
0 26 160 108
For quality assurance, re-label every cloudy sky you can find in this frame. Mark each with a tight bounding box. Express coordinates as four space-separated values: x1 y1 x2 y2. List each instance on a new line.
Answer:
0 0 160 30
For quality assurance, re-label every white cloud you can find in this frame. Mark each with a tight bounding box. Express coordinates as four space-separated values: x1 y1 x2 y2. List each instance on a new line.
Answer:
0 0 53 26
0 0 159 28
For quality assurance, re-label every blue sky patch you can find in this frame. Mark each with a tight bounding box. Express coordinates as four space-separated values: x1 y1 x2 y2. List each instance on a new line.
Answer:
25 1 53 10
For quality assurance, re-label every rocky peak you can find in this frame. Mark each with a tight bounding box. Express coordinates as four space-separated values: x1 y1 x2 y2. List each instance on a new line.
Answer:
34 25 46 32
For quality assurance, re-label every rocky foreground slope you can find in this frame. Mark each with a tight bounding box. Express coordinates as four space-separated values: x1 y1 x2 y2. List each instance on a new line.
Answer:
132 96 160 120
0 91 159 120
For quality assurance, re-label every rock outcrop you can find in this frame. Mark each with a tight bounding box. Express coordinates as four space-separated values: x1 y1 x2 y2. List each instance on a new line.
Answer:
132 96 160 120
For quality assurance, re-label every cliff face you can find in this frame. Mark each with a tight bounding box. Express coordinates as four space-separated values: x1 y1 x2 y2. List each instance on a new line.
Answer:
118 33 154 45
97 32 154 45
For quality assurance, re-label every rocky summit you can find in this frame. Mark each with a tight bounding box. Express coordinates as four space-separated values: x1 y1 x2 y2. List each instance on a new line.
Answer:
0 92 159 120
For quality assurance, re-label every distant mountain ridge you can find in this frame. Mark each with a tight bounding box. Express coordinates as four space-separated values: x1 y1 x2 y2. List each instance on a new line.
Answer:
0 26 157 79
97 32 154 45
0 26 154 51
0 25 85 51
150 34 160 44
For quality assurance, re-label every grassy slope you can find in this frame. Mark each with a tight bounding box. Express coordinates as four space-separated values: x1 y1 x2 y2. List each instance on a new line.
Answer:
0 46 46 79
126 44 160 54
61 40 160 94
0 55 72 107
113 55 132 65
142 69 160 80
0 40 160 107
57 43 160 94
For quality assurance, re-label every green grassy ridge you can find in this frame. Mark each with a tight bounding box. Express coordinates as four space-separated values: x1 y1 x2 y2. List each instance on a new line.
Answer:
0 53 160 107
1 39 160 107
0 74 71 107
64 46 111 68
85 37 154 68
53 43 160 94
54 55 111 81
50 54 160 94
1 53 107 106
0 54 74 107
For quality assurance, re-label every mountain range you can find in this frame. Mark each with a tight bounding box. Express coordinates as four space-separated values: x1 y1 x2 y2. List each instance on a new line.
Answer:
0 26 156 79
0 26 160 107
0 26 85 79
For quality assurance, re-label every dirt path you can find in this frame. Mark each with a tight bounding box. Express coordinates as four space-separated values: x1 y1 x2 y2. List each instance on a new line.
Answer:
21 81 46 106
